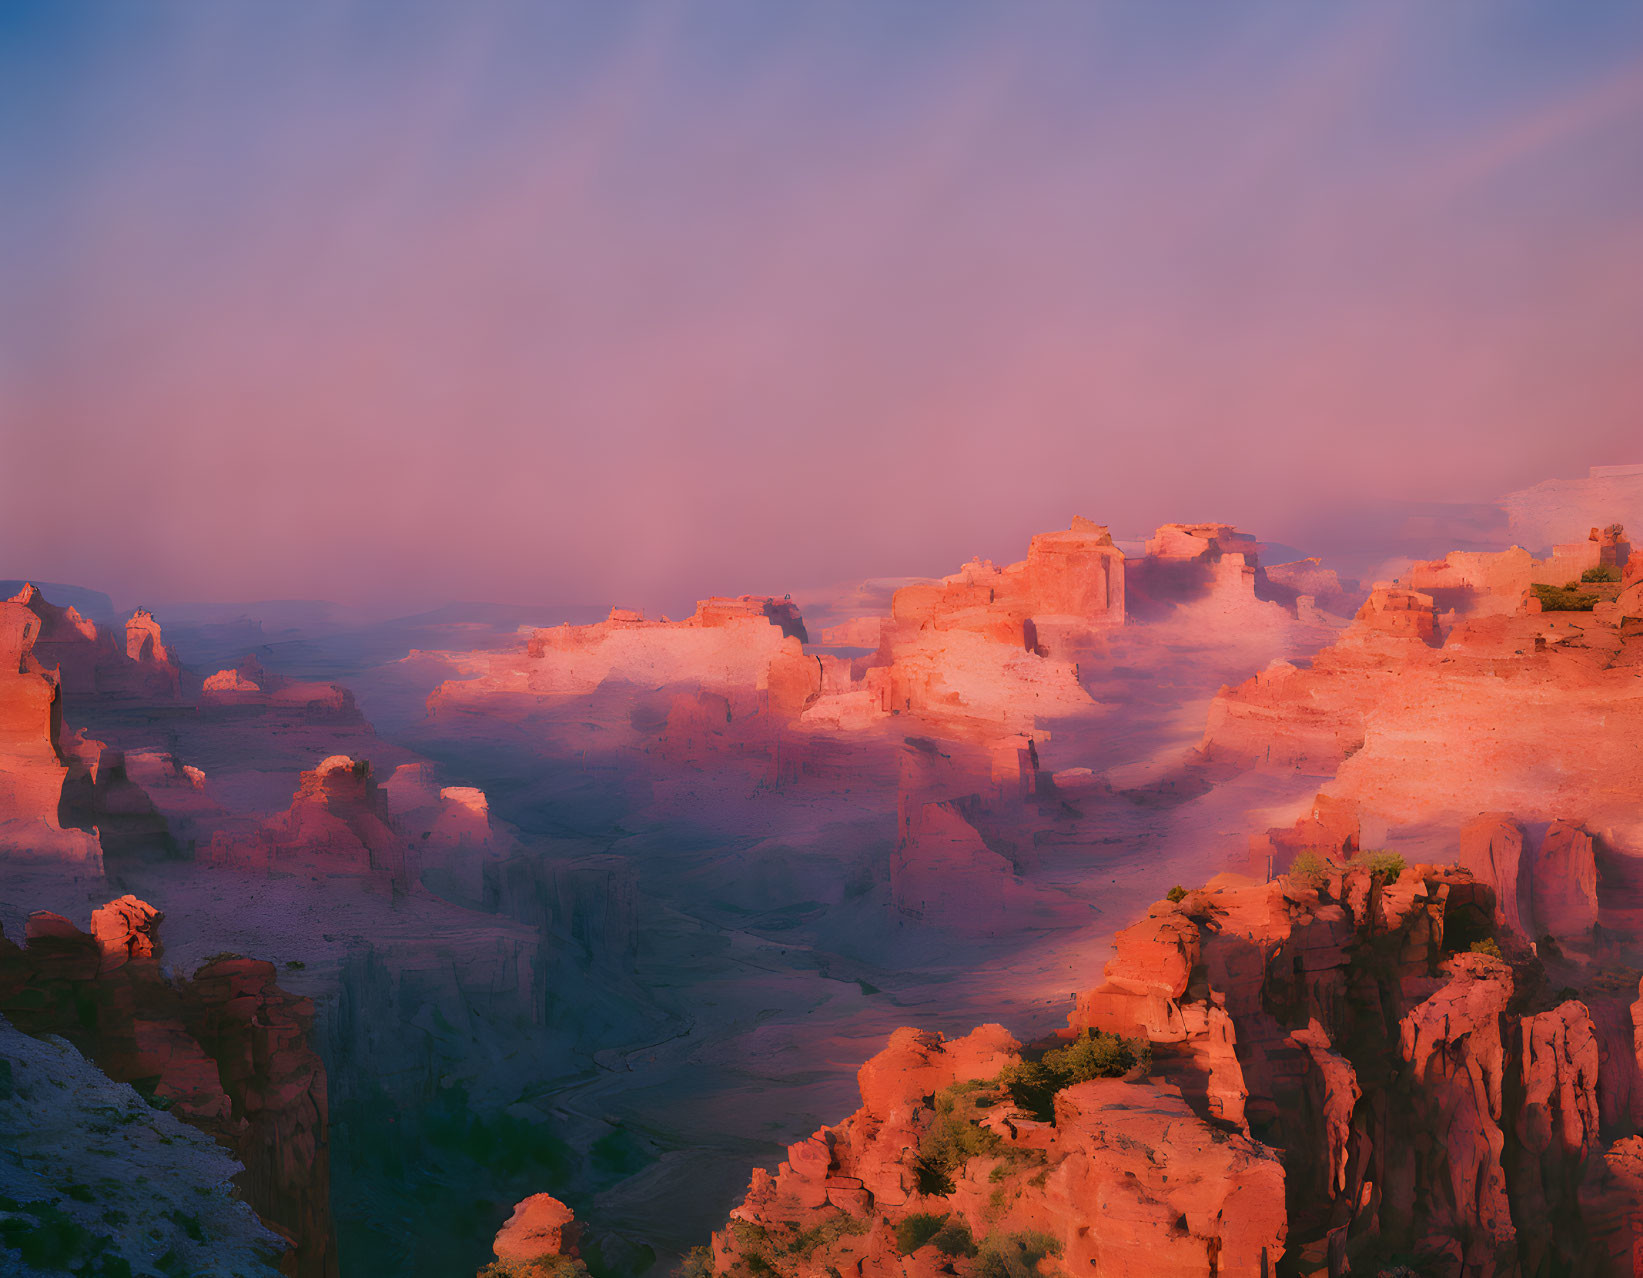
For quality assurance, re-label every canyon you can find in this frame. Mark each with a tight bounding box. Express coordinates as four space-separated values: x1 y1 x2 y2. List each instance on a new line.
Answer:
2 470 1642 1277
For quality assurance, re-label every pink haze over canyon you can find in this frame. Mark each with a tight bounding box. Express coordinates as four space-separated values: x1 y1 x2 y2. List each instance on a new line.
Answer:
3 3 1642 610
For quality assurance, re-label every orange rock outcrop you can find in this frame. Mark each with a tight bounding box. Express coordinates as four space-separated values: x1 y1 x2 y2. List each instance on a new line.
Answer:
0 592 103 864
711 862 1643 1275
712 1018 1283 1277
492 1193 582 1269
1201 535 1643 924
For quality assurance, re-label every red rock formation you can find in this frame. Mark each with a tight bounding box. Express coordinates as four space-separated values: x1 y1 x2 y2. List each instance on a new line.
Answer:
492 1193 582 1269
1460 814 1532 937
207 755 415 890
204 667 264 694
1141 523 1256 566
691 594 808 641
1201 541 1643 917
1593 523 1633 569
817 519 1123 739
711 1020 1282 1277
0 593 103 864
7 581 105 693
888 517 1125 642
0 898 334 1276
1248 793 1361 877
124 606 182 696
1396 951 1516 1270
1352 583 1439 642
1533 820 1599 940
1511 1001 1602 1272
429 600 802 732
90 893 162 967
701 864 1643 1275
6 585 180 700
1046 1080 1285 1276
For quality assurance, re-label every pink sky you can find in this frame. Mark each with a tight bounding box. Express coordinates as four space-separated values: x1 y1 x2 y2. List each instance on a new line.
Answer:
2 4 1640 613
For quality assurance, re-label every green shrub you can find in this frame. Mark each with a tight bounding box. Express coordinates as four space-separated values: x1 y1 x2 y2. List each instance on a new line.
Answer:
1041 1030 1149 1084
1470 938 1503 959
790 1213 867 1256
931 1079 988 1115
1351 850 1405 885
1532 582 1598 611
931 1218 978 1257
894 1213 949 1255
977 1229 1063 1278
918 1112 1001 1189
1001 1030 1150 1121
1582 564 1621 583
1288 850 1328 890
675 1246 715 1278
1166 885 1187 903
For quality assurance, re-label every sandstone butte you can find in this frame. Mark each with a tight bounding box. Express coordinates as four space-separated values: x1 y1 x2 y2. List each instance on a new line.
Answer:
484 1193 589 1276
697 864 1643 1277
0 895 335 1277
206 753 419 891
1 590 106 864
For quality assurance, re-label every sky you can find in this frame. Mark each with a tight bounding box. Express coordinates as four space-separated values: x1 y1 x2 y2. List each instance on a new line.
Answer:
2 1 1641 614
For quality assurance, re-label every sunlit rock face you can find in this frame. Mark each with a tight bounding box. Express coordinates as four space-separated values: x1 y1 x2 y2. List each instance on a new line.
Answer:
709 1012 1283 1275
124 606 183 696
774 518 1125 745
517 600 798 697
491 1193 582 1269
415 521 1127 785
703 867 1643 1276
887 518 1125 643
6 583 180 700
0 897 334 1277
0 594 103 866
1200 532 1643 931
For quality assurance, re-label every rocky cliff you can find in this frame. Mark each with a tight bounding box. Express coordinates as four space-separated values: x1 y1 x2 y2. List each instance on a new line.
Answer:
704 861 1643 1276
